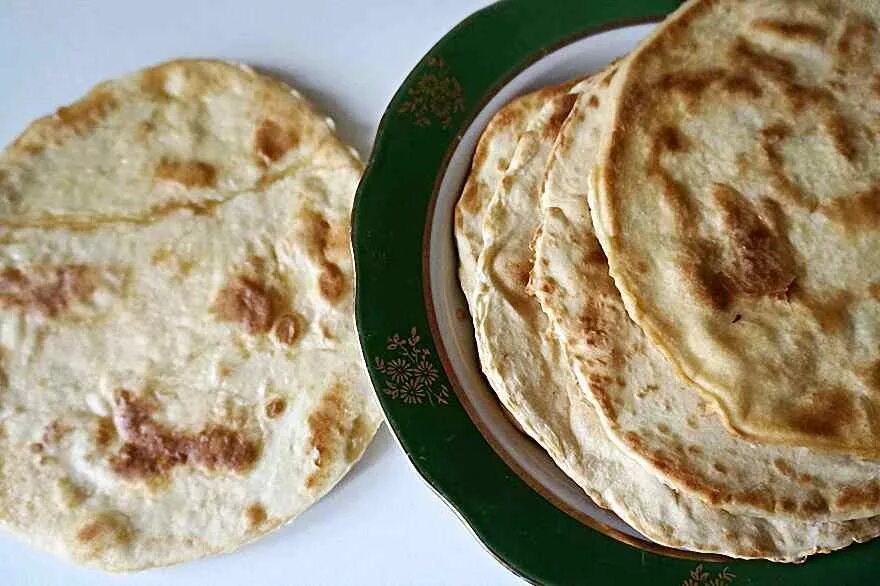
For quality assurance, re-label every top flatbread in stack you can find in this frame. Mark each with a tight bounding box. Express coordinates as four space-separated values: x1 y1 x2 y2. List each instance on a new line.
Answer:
589 0 880 458
0 60 381 571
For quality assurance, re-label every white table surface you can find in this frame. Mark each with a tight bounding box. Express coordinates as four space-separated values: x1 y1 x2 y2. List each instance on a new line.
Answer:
0 1 522 584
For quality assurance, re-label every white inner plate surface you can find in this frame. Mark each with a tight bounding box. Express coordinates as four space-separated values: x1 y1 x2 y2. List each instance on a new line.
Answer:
428 23 656 542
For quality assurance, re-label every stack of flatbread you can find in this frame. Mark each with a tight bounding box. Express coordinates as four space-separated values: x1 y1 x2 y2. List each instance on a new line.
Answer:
455 0 880 562
0 60 381 570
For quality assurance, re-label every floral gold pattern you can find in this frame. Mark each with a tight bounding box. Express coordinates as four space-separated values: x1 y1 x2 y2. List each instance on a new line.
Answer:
681 565 736 586
375 327 451 405
399 57 465 129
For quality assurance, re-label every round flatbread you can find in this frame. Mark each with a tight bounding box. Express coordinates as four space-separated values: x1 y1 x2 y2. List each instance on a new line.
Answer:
0 60 381 571
533 66 880 522
588 0 880 457
459 75 880 562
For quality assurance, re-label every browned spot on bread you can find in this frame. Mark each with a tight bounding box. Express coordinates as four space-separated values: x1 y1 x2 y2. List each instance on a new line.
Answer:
246 503 267 528
657 423 670 434
0 265 98 317
791 286 853 333
273 313 300 345
600 67 617 87
785 388 855 439
154 158 217 188
255 119 298 162
305 384 371 490
108 390 261 483
265 397 287 419
823 114 857 161
836 481 880 510
318 263 346 303
759 123 813 209
505 260 532 291
588 95 600 108
76 512 132 547
712 184 796 300
648 126 694 230
837 16 877 66
458 184 480 215
732 38 796 80
657 69 725 105
819 184 880 232
589 379 618 421
305 384 347 489
297 208 349 304
150 198 221 218
212 276 278 334
94 416 116 450
56 89 118 135
773 458 796 478
58 477 89 508
544 93 577 139
140 67 168 97
721 73 763 98
873 75 880 98
713 462 728 474
752 18 826 43
859 360 880 393
43 419 71 445
870 283 880 300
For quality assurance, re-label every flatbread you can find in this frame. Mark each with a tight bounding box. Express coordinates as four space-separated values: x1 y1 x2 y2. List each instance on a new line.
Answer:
588 0 880 457
455 82 580 315
461 75 880 562
533 66 880 522
0 60 381 571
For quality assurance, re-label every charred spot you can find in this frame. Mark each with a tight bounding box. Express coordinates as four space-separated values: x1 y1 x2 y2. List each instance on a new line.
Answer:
255 119 299 163
150 198 220 218
108 390 261 483
154 158 217 188
0 264 98 317
588 95 600 108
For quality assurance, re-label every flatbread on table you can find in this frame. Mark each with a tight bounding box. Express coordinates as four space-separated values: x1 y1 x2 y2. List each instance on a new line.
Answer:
0 60 381 571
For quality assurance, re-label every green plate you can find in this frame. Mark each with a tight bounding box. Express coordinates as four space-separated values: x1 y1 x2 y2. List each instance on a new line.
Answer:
352 1 878 584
